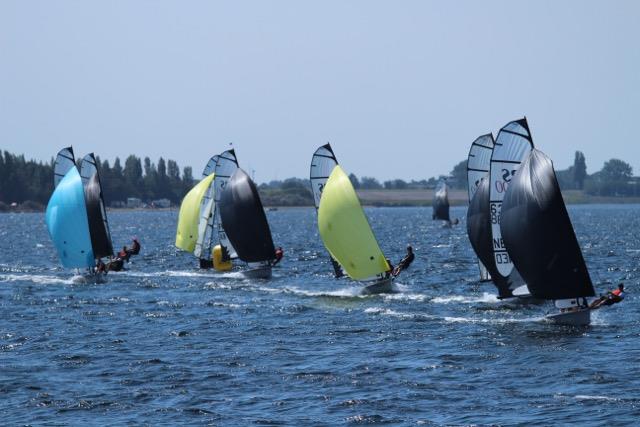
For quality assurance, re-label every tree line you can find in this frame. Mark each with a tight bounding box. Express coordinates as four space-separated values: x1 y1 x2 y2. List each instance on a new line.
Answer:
1 148 639 210
0 151 195 208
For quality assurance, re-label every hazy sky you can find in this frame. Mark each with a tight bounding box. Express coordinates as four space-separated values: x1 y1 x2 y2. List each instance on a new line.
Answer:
1 1 638 182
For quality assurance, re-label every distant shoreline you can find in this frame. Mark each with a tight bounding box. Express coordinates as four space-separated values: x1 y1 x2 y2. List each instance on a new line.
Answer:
4 189 640 213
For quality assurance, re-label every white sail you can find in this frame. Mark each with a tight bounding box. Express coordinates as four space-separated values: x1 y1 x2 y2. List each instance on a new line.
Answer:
310 144 339 209
467 134 495 281
54 147 76 188
489 118 534 277
212 149 239 259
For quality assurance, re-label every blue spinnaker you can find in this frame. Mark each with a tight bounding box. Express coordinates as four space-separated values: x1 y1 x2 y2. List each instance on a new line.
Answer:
45 167 95 268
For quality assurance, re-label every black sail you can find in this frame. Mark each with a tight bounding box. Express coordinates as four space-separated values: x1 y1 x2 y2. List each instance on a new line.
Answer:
219 168 275 263
80 154 114 259
432 182 450 221
501 149 595 300
466 178 512 298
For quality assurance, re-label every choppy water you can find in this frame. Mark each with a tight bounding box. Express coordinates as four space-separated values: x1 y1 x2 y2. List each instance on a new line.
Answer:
1 206 639 425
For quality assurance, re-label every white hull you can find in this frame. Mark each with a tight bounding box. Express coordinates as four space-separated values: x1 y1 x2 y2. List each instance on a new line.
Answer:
362 277 393 295
242 265 272 280
546 308 591 326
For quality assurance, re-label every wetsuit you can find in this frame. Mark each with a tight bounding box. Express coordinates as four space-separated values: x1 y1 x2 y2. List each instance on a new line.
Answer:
273 248 284 266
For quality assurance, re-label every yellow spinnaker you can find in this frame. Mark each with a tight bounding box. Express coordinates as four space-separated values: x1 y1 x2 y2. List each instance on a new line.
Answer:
318 165 389 280
175 173 216 253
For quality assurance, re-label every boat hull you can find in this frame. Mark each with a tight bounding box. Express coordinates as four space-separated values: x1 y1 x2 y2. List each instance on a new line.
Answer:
71 273 107 284
546 308 591 326
242 265 272 280
362 277 393 295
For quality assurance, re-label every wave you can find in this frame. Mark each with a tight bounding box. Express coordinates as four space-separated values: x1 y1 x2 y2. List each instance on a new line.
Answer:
431 292 500 304
0 274 73 285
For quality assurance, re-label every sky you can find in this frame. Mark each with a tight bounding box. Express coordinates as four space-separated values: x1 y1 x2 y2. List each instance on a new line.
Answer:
1 1 638 183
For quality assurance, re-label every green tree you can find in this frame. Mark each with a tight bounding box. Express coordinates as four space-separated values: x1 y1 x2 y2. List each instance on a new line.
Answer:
348 173 360 189
573 151 587 189
449 160 467 189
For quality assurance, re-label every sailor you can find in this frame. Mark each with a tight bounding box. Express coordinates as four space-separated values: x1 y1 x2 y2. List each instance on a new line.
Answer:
96 258 107 275
393 245 415 276
118 245 131 262
107 256 124 272
273 247 284 265
590 283 626 309
129 238 141 256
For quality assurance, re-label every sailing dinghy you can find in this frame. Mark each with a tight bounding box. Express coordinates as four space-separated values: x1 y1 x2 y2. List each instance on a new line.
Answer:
45 147 103 283
309 143 344 278
466 134 494 282
432 181 451 226
488 118 534 298
317 164 392 294
501 149 595 326
219 168 276 279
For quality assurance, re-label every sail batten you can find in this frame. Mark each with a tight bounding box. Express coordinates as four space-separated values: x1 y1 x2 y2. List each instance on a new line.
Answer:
317 165 388 281
501 149 595 300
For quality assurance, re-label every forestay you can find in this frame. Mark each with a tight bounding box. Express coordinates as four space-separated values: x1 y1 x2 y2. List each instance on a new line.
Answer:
489 118 534 280
80 154 114 259
219 168 275 263
501 149 595 300
317 165 389 281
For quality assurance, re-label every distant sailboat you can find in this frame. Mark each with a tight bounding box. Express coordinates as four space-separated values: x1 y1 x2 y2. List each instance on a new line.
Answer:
219 168 276 279
489 118 534 298
318 164 392 294
466 134 494 282
432 181 451 225
309 143 344 278
45 147 102 283
501 149 595 325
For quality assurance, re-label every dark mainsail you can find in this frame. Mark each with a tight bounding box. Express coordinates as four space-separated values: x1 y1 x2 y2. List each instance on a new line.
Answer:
501 149 595 300
80 154 114 259
219 168 275 263
467 178 512 298
432 181 450 221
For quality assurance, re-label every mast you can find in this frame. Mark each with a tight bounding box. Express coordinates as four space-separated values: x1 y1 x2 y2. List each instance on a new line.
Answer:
489 117 534 294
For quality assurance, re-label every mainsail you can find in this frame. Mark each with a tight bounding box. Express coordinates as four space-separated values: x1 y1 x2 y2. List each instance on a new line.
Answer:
432 181 450 221
53 147 76 188
466 134 495 282
80 153 114 259
219 168 275 263
501 149 595 300
46 148 94 268
175 173 216 253
211 149 239 260
467 178 512 297
193 155 219 259
317 165 389 281
489 118 534 290
310 143 343 277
